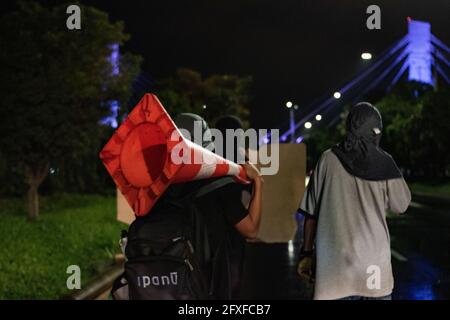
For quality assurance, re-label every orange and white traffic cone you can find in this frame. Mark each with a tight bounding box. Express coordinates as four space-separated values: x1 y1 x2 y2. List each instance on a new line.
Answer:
100 93 249 216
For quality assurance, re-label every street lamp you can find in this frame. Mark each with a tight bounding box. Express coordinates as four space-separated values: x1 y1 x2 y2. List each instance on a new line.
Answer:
315 114 322 121
304 121 312 129
286 101 295 142
361 52 372 60
202 104 207 109
333 92 341 99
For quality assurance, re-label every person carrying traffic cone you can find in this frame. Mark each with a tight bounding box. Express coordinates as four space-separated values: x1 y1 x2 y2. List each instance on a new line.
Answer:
175 113 264 299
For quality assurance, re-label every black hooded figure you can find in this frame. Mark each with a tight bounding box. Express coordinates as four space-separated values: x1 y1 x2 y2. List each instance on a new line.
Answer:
332 102 402 181
157 113 254 299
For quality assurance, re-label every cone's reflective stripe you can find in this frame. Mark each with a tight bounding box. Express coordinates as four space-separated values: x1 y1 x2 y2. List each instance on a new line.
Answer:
191 148 245 181
227 164 240 176
230 164 250 184
193 163 217 180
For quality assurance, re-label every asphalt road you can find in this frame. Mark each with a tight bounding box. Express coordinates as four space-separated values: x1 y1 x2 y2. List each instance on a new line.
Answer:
240 200 450 300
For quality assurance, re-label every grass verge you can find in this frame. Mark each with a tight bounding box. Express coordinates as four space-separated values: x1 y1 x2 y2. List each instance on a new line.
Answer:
0 193 125 299
409 181 450 199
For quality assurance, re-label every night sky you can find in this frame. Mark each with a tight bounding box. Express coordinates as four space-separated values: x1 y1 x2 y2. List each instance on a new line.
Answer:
3 0 450 129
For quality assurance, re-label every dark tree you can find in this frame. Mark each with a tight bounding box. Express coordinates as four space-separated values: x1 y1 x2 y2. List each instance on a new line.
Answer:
0 2 141 220
156 68 252 126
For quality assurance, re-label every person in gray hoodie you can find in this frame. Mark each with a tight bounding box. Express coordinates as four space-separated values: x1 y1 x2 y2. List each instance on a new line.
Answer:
297 102 411 300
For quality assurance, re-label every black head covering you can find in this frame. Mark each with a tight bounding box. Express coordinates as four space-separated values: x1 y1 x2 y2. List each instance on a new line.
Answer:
149 113 215 207
175 113 214 150
215 115 247 164
331 102 402 181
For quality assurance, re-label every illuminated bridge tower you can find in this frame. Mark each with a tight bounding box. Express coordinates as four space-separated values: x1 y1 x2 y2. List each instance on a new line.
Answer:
407 19 434 85
101 43 120 128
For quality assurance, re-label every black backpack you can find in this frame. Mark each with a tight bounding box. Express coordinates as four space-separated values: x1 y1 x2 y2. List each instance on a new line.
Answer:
111 177 234 300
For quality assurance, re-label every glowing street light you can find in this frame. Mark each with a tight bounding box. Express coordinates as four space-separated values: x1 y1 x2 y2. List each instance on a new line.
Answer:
285 101 295 142
304 121 312 129
202 104 207 109
361 52 372 60
333 92 341 99
315 114 322 121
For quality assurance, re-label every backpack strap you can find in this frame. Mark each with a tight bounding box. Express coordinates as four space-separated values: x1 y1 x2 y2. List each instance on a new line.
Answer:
111 272 129 300
168 177 235 209
194 177 235 199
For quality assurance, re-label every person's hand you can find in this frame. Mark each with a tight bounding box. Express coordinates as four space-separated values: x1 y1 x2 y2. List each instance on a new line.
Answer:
297 256 315 283
243 162 263 183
